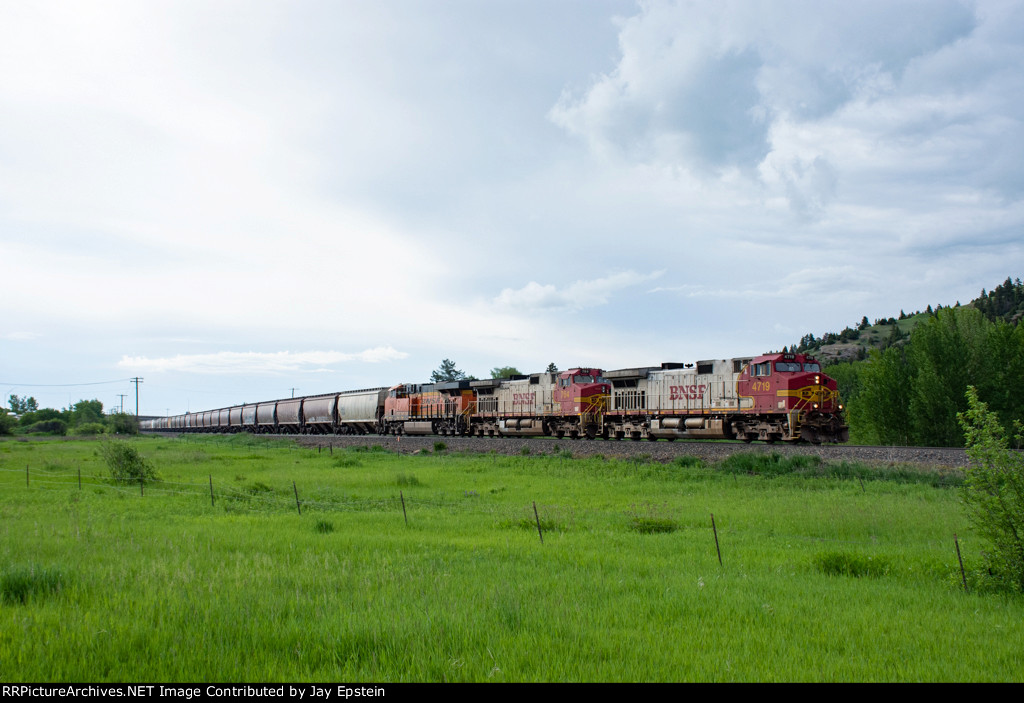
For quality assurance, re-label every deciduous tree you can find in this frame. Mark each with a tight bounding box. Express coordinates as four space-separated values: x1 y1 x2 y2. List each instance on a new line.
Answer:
958 387 1024 592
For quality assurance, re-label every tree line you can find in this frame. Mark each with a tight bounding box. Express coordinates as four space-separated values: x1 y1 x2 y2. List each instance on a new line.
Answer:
429 360 559 383
0 396 138 437
827 305 1024 446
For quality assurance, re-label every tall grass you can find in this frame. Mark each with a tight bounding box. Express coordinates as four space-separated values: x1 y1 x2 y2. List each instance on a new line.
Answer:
0 435 1019 682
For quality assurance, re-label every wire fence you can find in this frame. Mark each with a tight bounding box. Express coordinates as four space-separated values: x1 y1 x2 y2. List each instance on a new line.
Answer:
0 463 939 554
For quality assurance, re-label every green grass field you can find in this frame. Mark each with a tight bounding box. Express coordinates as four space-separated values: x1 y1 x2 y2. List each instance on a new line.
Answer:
1 435 1021 682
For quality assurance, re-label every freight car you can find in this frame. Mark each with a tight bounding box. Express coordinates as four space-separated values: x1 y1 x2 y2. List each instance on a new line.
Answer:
141 352 847 443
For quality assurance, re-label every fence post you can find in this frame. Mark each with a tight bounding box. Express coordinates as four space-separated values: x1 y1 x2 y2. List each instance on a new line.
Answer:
293 481 302 515
955 534 968 592
711 513 722 566
401 491 408 526
209 475 215 507
533 502 544 544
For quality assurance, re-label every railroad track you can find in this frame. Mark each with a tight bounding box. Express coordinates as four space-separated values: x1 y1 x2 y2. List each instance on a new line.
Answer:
282 434 969 468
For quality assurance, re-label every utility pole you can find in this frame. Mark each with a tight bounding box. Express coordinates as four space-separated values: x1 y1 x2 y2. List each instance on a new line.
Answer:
117 394 127 414
290 388 299 398
130 377 143 416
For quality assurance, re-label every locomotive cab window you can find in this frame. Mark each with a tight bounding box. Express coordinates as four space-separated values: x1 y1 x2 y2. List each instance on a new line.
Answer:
775 362 801 373
803 363 821 373
753 362 771 377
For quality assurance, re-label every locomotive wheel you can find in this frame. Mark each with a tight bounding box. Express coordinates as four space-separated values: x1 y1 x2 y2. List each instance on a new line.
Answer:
556 431 565 439
647 435 658 442
614 431 624 441
630 432 641 441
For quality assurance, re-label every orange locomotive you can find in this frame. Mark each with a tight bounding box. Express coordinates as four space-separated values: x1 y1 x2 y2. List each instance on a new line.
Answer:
381 368 609 440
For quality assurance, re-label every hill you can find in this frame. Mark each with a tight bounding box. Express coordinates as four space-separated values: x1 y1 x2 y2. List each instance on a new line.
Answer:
789 276 1023 364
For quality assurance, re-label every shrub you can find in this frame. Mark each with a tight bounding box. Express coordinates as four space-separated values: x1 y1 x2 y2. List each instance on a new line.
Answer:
433 441 447 452
100 440 156 482
625 502 679 534
957 387 1024 592
814 551 889 578
1 565 64 604
0 410 14 436
106 413 139 435
25 419 67 435
69 422 105 436
247 481 274 495
673 455 703 468
719 452 823 476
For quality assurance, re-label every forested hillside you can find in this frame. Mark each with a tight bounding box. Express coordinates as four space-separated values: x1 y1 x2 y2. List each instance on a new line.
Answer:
799 277 1024 447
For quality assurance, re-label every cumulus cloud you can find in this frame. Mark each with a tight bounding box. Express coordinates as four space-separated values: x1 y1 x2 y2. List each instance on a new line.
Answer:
118 347 408 374
549 0 1023 225
494 271 663 311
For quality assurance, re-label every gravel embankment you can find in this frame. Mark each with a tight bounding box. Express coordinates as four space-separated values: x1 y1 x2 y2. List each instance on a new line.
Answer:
288 434 969 468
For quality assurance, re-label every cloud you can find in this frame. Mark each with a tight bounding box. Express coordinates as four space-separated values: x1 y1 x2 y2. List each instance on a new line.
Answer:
1 331 41 342
118 347 408 375
549 0 1002 218
650 265 875 304
494 271 663 311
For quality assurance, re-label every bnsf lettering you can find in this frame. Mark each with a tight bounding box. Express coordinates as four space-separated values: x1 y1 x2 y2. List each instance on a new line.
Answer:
512 393 536 406
669 384 706 401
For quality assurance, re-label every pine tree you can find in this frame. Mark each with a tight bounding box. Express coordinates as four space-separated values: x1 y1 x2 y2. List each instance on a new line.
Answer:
430 359 467 383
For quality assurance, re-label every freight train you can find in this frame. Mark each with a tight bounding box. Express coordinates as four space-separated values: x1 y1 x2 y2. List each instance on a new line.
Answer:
141 352 849 443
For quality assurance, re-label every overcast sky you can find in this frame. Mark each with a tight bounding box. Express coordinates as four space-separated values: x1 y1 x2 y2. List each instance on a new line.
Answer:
2 0 1022 416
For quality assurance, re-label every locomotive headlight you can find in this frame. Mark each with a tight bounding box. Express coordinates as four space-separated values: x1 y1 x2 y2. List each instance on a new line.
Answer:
839 404 844 411
815 375 820 384
813 403 819 409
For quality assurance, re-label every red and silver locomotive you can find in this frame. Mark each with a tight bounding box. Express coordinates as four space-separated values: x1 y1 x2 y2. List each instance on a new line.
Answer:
604 352 847 443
